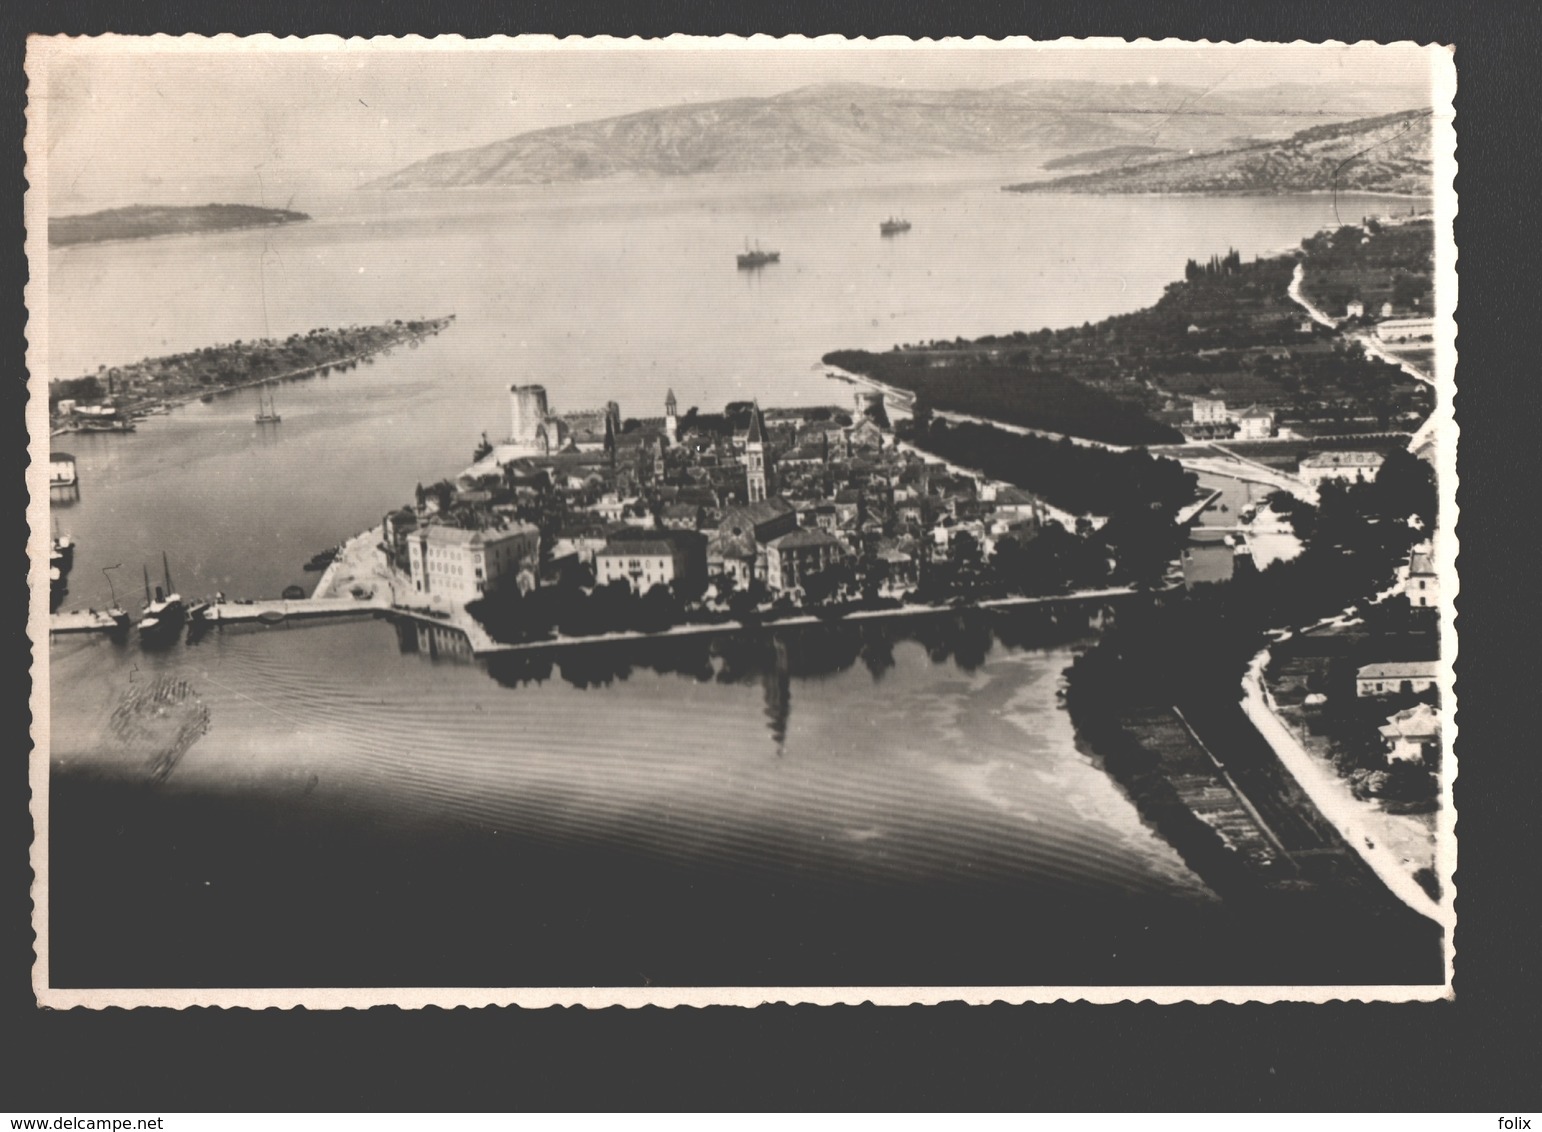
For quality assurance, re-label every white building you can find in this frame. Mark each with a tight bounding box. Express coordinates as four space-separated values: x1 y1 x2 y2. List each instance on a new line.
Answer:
1234 406 1276 440
1299 450 1386 487
1374 317 1435 343
595 531 706 594
1356 661 1438 698
1191 398 1229 424
1403 547 1438 608
1345 300 1366 319
407 522 541 604
1378 703 1440 763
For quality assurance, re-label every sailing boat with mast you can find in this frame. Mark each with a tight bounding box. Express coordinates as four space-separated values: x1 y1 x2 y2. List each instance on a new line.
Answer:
254 385 281 424
138 552 186 644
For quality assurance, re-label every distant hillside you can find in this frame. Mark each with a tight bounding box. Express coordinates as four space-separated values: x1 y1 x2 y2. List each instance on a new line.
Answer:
50 203 310 247
1042 145 1175 171
369 80 1415 190
1008 109 1433 196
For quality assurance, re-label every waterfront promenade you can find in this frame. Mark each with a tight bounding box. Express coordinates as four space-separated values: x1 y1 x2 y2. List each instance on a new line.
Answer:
312 520 1141 657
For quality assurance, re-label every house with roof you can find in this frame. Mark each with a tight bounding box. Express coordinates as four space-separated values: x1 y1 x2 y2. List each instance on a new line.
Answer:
407 521 542 604
874 545 918 587
1402 546 1438 608
549 522 611 566
1378 703 1440 764
1356 660 1439 698
764 528 846 594
718 498 798 546
1233 405 1276 440
1375 317 1435 344
1299 450 1386 487
1191 398 1230 425
707 526 760 588
595 528 707 595
659 501 703 531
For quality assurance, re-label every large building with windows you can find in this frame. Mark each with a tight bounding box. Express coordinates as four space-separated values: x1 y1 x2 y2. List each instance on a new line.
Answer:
1300 450 1385 487
407 522 541 604
764 528 845 594
595 529 707 595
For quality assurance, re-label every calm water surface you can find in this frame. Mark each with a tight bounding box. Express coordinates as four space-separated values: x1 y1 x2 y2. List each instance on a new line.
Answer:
46 169 1436 986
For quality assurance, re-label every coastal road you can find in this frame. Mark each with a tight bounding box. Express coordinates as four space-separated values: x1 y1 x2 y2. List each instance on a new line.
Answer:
1242 650 1445 924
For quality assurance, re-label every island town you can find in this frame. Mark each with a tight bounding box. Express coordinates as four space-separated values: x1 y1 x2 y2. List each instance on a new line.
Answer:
45 210 1445 921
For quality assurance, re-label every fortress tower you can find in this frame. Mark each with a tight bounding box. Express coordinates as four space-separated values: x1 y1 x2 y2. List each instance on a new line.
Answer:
857 388 894 428
509 384 550 449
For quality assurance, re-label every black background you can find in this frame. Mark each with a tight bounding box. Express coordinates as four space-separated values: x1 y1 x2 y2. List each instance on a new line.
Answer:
5 0 1537 1111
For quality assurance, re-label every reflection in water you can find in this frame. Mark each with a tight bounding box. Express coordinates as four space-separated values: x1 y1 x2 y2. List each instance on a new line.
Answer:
475 604 1107 752
46 601 1448 989
763 637 791 751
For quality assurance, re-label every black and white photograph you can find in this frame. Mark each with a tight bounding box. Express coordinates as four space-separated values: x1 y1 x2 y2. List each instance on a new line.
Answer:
26 35 1457 1007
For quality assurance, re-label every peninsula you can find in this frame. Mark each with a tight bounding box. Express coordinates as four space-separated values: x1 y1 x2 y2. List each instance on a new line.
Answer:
826 216 1434 450
1006 108 1433 196
49 203 310 248
48 316 453 427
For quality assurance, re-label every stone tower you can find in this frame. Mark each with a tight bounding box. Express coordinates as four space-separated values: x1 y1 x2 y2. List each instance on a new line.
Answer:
509 384 550 449
745 400 772 504
665 388 678 446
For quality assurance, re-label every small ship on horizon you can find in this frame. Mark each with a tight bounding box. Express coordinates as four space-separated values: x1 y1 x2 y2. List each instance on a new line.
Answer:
737 240 780 270
880 217 912 236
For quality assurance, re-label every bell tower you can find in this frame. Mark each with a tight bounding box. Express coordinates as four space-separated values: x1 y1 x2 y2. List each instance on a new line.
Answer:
665 388 678 446
745 401 772 503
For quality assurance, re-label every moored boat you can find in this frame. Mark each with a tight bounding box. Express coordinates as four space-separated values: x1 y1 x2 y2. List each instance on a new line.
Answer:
255 386 281 424
138 554 186 645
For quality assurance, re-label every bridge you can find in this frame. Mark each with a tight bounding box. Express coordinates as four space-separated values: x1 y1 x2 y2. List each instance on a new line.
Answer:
49 608 129 634
201 594 390 624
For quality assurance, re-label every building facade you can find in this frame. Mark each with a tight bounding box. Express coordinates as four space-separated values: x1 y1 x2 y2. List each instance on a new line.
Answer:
407 522 542 604
1375 317 1435 343
1355 661 1439 698
1300 450 1386 487
595 530 707 595
1404 548 1438 608
1234 407 1276 440
1191 398 1229 424
764 528 845 593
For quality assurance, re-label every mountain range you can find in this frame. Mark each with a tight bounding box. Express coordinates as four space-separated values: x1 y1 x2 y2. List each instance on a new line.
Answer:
1007 108 1433 196
368 80 1427 190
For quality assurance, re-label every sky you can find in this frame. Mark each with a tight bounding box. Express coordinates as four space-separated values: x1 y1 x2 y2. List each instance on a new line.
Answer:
35 37 1441 209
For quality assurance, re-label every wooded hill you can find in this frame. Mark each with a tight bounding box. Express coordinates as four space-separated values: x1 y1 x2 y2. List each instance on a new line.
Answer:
1007 108 1433 196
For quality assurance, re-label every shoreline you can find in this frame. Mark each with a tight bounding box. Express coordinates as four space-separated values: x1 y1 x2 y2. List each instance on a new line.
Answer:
51 318 453 433
438 585 1144 657
1242 648 1443 924
48 218 308 253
